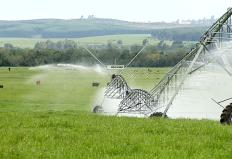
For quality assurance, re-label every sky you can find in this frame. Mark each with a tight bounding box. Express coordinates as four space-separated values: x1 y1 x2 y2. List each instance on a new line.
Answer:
0 0 231 22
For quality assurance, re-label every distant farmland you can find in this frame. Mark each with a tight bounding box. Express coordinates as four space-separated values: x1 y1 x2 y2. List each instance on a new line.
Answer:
0 34 154 48
0 34 195 48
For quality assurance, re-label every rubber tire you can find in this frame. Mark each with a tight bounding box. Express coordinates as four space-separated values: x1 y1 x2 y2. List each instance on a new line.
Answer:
220 103 232 124
93 105 103 113
150 112 168 118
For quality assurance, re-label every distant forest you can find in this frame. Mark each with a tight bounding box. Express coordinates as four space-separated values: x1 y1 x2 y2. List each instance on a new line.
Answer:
0 40 194 67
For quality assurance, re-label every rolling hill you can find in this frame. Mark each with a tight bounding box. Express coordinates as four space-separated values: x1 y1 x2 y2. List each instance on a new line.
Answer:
0 18 209 38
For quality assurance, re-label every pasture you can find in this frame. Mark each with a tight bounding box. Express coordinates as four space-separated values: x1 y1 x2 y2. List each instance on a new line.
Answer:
0 66 168 112
0 34 194 48
0 67 232 158
0 34 155 48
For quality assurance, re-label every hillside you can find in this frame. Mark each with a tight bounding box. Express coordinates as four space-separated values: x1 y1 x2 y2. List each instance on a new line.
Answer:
0 18 209 38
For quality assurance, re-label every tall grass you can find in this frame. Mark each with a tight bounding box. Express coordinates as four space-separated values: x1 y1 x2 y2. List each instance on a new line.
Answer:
0 67 231 158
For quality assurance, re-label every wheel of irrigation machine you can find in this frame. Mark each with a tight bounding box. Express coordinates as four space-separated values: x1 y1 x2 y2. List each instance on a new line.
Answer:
93 105 104 113
149 112 168 118
220 103 232 125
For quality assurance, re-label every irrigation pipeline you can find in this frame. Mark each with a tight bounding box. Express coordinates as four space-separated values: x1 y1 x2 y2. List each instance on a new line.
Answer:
118 44 147 75
81 44 107 68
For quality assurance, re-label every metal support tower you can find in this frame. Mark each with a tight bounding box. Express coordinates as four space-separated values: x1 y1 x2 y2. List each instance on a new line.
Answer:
113 8 232 116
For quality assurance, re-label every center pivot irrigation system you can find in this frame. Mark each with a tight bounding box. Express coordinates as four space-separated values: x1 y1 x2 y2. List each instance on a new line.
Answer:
88 8 232 123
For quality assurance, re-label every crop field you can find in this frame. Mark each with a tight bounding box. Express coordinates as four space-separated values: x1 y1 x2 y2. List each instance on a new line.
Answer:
0 67 232 158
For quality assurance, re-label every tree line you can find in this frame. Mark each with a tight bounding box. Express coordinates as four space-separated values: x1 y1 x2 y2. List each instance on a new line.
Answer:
0 40 194 67
151 27 206 41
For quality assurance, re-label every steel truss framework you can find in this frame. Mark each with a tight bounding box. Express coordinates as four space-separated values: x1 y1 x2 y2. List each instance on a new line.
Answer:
104 8 232 116
118 89 154 115
105 75 131 99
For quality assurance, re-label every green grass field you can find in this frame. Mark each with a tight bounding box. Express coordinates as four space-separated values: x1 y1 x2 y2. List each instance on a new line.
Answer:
0 67 167 112
0 34 177 48
0 67 232 158
77 34 160 45
0 34 156 48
